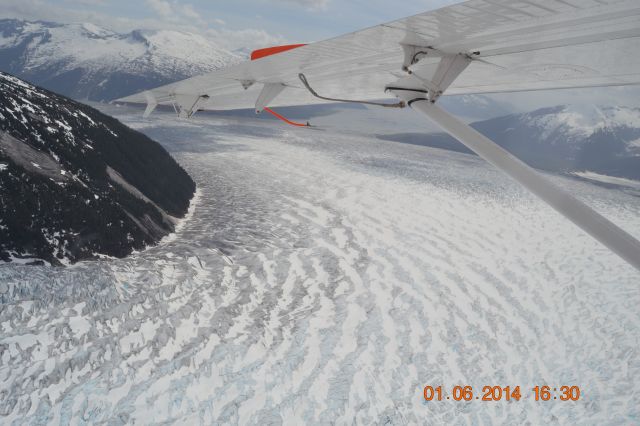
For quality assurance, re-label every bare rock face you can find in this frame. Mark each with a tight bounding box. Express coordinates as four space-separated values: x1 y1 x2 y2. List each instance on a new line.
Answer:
0 72 196 265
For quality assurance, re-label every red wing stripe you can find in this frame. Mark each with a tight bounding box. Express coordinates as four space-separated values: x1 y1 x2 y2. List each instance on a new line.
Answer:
250 44 307 61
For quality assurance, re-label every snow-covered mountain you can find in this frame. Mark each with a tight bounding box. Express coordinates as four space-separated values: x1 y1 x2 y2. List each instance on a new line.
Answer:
0 72 196 265
0 19 243 101
381 104 640 181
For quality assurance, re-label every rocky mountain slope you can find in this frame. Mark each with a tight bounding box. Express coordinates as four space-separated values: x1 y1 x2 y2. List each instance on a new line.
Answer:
380 104 640 181
0 19 242 101
0 72 196 265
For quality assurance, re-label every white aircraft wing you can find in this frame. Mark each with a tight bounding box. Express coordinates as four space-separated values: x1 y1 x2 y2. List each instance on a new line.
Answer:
117 0 640 114
117 0 640 272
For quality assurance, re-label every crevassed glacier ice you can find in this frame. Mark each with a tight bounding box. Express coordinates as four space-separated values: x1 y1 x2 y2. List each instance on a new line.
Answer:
1 106 639 425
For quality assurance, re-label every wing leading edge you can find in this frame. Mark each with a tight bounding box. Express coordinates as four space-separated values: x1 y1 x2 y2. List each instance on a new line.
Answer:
117 0 640 113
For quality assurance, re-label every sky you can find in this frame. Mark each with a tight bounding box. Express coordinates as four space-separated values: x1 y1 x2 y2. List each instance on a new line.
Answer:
0 0 457 49
1 0 639 109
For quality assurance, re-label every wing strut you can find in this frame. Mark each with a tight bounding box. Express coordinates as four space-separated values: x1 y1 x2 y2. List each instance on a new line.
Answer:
255 83 286 113
143 91 158 118
389 87 640 272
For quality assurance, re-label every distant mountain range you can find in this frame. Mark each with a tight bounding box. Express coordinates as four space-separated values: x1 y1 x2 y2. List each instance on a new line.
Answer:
380 104 640 181
0 72 196 265
0 19 242 101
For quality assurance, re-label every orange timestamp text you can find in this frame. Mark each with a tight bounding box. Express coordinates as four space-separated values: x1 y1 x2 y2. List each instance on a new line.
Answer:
423 385 581 402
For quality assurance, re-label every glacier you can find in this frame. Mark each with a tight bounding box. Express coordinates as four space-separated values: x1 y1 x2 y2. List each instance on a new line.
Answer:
1 105 639 424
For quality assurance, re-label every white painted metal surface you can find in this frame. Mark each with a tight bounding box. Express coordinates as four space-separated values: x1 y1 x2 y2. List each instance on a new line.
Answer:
142 91 157 118
254 83 286 113
118 0 640 111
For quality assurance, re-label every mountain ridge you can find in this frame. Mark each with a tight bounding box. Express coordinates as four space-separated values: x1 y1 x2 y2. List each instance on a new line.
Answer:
0 18 242 101
379 104 640 182
0 71 196 265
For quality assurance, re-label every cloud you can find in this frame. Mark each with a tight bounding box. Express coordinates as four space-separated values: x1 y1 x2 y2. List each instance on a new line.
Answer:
0 0 288 51
146 0 173 18
270 0 330 11
141 1 208 28
65 0 107 5
1 0 120 26
180 4 200 20
205 27 287 51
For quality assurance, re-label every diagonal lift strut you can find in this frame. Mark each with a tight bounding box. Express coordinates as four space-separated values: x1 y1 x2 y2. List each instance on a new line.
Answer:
389 48 640 272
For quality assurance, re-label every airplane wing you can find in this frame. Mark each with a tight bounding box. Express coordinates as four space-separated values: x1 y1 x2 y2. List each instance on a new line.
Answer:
117 0 640 115
117 0 640 273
